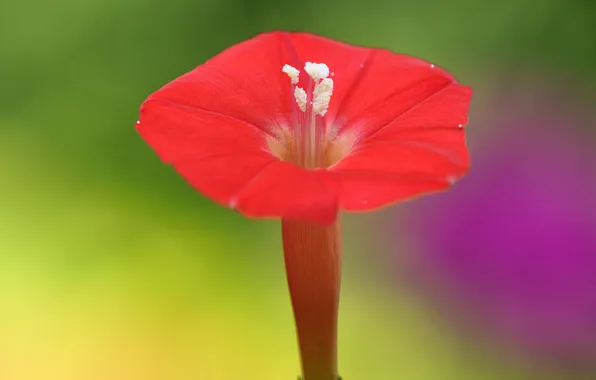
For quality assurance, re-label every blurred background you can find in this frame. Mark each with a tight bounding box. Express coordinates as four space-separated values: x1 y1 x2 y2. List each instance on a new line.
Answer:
1 0 595 379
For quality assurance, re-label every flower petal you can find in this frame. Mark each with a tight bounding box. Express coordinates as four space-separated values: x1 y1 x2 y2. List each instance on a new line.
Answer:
327 84 472 211
173 152 277 207
138 98 278 206
143 32 298 133
139 98 267 164
232 162 338 225
333 55 457 140
139 87 338 223
136 31 305 215
323 170 451 211
327 141 465 211
335 138 468 176
287 33 459 139
366 84 472 141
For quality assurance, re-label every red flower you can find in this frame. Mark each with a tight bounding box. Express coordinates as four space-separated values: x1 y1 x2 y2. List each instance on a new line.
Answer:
137 31 471 380
137 31 472 226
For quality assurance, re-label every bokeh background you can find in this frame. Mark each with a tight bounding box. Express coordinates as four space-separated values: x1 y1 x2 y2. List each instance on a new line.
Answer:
1 0 595 379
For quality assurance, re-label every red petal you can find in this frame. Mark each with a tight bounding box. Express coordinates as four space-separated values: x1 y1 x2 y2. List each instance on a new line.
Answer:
323 170 451 211
286 33 458 138
367 84 472 141
139 99 267 164
233 162 338 225
143 32 298 133
173 152 276 206
328 142 466 210
327 84 472 211
334 139 468 176
140 98 339 223
137 31 315 218
138 98 278 206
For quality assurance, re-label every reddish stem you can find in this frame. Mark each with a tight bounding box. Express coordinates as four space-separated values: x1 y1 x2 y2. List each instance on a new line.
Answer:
282 217 342 380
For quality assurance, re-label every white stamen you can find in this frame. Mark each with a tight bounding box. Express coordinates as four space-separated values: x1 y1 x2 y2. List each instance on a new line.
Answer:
284 61 334 116
304 62 329 82
313 78 334 116
294 87 307 112
282 64 300 84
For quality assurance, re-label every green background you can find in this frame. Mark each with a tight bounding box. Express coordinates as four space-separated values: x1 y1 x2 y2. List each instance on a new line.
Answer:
1 0 594 379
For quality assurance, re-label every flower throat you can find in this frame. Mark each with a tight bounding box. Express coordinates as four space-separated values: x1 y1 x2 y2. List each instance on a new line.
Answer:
276 62 336 169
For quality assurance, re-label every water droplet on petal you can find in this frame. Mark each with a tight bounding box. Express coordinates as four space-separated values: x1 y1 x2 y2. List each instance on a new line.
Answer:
458 124 463 128
430 64 435 69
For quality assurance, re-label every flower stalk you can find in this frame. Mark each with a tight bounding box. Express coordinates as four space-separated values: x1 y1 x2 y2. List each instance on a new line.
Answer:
282 217 342 380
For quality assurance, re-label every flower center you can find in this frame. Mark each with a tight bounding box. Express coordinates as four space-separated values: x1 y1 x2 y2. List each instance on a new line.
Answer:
270 62 337 169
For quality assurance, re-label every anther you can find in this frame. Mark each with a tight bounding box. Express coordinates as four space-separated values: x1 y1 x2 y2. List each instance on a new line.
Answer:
313 78 334 116
282 64 300 84
304 62 330 82
282 62 334 117
294 87 307 112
